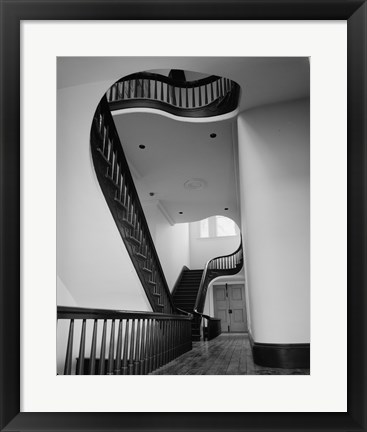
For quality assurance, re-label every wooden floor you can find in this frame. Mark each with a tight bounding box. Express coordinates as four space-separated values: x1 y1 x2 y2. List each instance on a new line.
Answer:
151 333 310 375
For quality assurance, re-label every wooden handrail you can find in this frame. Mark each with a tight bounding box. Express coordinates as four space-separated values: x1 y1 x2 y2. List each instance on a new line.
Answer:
58 306 192 320
116 72 221 89
194 239 244 316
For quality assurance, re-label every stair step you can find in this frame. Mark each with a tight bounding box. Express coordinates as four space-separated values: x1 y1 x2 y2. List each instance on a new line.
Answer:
149 280 157 286
105 173 119 189
152 292 160 297
122 218 135 229
134 251 147 261
114 197 128 210
126 234 141 246
96 148 112 165
143 267 152 274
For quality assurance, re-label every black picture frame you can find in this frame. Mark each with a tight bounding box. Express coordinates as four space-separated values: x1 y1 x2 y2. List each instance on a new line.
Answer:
1 1 366 431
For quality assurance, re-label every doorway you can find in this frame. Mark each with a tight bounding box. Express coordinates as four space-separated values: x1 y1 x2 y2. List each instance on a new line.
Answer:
213 284 247 333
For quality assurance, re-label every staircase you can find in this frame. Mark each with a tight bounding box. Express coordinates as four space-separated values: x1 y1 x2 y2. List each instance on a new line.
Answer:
172 270 204 341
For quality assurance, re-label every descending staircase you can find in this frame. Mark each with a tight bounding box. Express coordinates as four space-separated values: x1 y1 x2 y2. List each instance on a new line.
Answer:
172 269 204 340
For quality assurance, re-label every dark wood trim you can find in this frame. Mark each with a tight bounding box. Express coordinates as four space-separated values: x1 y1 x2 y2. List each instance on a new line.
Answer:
248 332 310 369
117 72 220 88
57 306 192 321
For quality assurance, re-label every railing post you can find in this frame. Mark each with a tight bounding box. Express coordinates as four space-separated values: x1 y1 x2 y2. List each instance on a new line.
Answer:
64 319 74 375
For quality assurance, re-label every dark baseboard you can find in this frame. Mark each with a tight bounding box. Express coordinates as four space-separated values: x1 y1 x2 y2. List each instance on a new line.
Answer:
249 332 310 369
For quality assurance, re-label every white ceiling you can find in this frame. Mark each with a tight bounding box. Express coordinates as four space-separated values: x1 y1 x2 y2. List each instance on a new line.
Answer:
113 112 239 224
58 56 309 225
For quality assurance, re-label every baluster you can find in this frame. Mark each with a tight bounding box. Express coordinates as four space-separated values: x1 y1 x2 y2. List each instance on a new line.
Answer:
115 319 123 375
115 162 120 186
179 87 182 107
145 319 152 374
155 320 160 370
192 87 196 107
122 319 129 375
106 87 111 102
160 81 164 102
64 319 74 375
172 86 177 106
220 78 224 98
128 319 135 374
205 84 208 105
216 79 220 99
210 81 214 103
89 319 98 375
108 151 115 180
121 81 125 99
76 319 86 375
140 319 146 374
154 80 158 99
106 134 112 163
134 79 138 98
198 85 202 106
128 80 132 98
164 320 169 365
173 320 177 358
134 319 141 374
147 79 151 99
98 319 107 375
117 174 123 202
102 124 109 155
156 321 161 368
186 86 189 108
166 83 170 103
166 321 171 362
141 79 145 98
107 319 115 375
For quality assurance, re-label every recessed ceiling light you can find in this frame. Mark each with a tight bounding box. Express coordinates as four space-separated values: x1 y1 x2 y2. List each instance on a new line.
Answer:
149 192 155 196
139 145 146 149
224 207 229 210
210 133 217 138
179 211 183 214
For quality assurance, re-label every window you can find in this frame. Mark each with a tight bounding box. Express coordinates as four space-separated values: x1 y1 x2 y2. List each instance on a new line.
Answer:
199 216 238 238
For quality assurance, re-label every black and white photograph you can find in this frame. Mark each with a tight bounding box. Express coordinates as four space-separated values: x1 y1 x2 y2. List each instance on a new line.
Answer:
57 57 310 376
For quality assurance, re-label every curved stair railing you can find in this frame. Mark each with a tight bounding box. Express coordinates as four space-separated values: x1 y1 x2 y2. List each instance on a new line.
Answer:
106 72 240 118
193 239 244 340
90 96 181 315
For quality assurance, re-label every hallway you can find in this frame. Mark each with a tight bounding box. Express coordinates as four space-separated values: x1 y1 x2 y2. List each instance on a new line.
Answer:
151 334 310 375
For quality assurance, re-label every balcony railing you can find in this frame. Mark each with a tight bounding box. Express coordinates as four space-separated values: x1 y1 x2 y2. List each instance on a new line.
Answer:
106 72 240 118
58 307 192 375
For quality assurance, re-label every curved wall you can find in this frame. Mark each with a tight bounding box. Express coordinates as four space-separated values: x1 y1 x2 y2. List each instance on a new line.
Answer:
238 98 310 344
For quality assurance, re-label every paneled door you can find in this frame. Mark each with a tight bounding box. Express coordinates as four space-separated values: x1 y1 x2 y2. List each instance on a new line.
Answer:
213 284 247 332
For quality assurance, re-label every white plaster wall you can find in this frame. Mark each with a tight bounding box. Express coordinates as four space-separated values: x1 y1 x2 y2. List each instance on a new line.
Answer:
57 84 151 312
142 201 190 290
237 98 310 344
189 220 241 269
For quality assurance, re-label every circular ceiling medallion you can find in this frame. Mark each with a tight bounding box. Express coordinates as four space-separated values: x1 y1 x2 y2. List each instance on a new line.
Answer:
184 178 207 190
